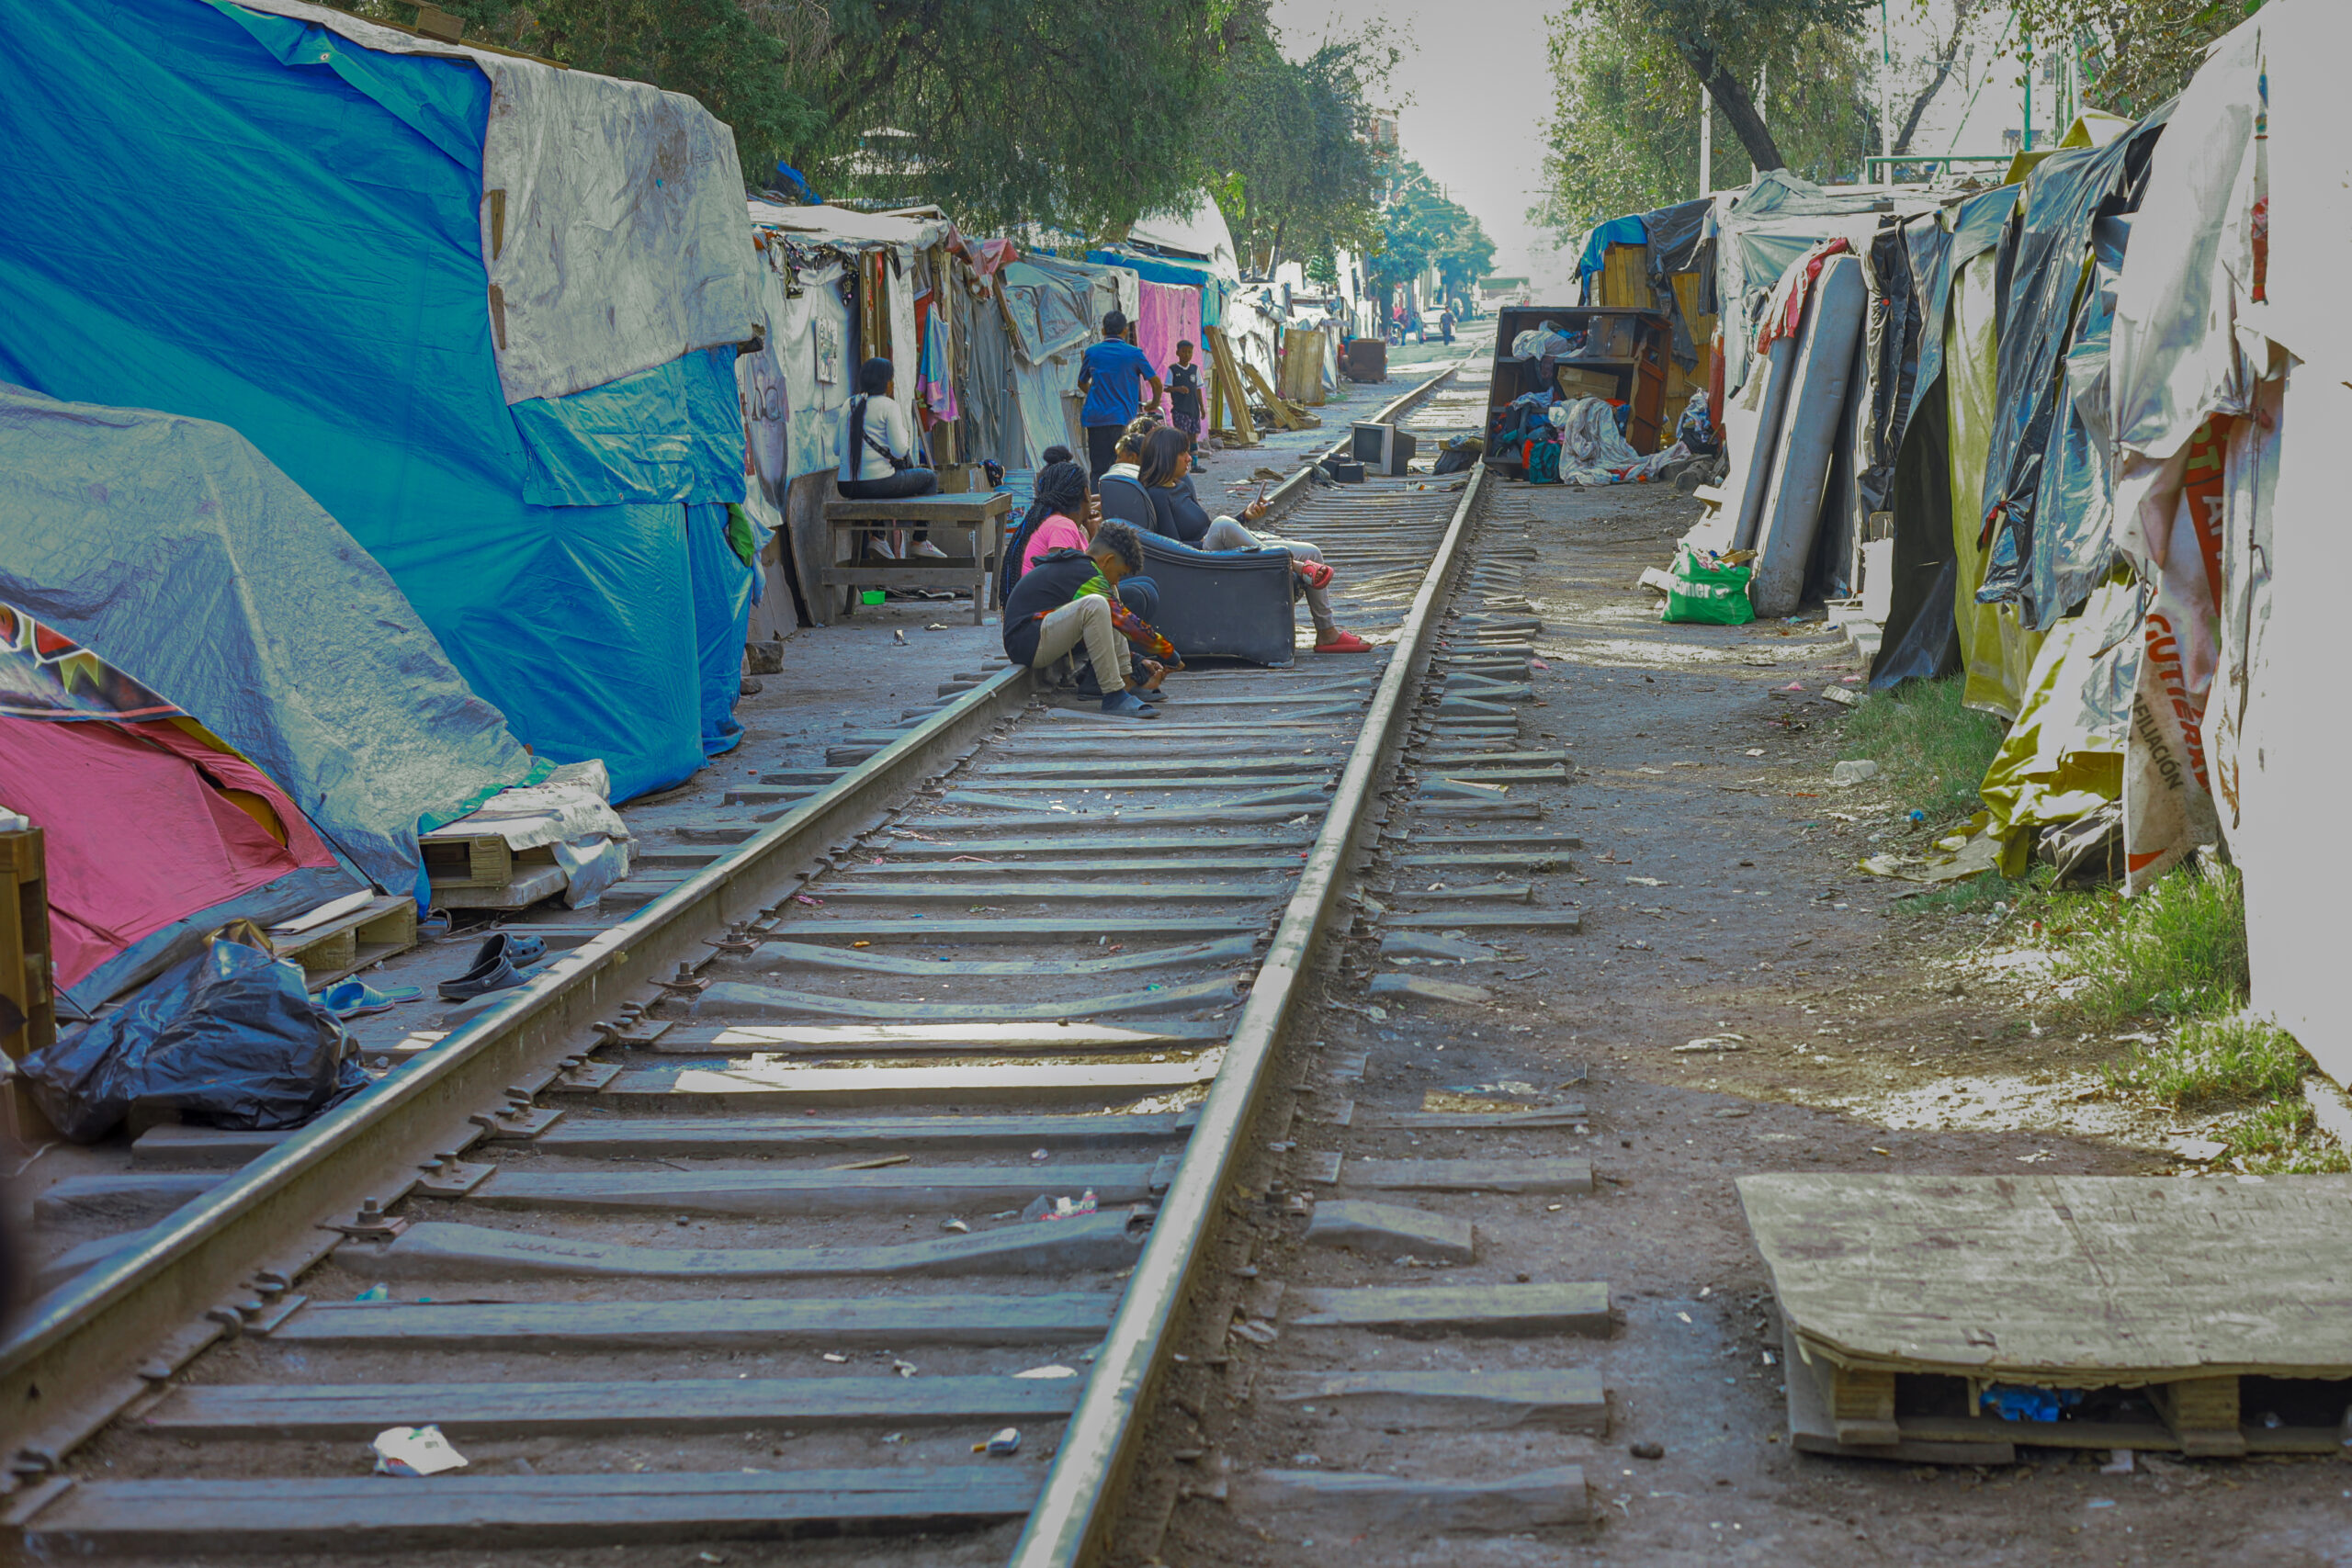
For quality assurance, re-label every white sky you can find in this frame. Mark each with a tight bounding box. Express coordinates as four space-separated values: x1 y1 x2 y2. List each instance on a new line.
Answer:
1268 0 1579 293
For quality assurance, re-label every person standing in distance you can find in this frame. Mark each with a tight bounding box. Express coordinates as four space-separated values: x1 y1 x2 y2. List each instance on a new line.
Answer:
1077 310 1162 483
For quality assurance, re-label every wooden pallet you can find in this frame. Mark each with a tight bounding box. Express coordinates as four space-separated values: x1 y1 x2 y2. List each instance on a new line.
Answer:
268 895 420 987
419 829 571 909
1746 1173 2352 1464
1 828 58 1144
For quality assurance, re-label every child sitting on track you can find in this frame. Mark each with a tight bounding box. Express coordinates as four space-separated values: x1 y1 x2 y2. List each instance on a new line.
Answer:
1001 520 1179 718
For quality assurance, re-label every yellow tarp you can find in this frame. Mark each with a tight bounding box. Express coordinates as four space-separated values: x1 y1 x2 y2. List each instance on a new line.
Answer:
1946 249 2047 719
1978 579 2135 872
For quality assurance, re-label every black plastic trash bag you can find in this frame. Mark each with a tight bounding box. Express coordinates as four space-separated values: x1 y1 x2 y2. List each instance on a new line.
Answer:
22 937 365 1142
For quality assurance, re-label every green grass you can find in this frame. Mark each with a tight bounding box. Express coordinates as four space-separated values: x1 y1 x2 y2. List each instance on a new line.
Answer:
1903 864 2051 919
2104 1013 2305 1108
2042 861 2250 1026
2218 1097 2351 1174
1837 675 2007 822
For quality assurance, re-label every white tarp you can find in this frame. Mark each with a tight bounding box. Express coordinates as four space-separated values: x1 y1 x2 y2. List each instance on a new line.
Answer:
2106 0 2350 1081
228 0 761 405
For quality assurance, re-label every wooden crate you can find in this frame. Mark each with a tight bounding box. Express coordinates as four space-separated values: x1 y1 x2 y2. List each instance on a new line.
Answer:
0 828 57 1145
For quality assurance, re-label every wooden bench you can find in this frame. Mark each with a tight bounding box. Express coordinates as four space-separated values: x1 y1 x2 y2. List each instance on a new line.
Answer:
820 491 1012 626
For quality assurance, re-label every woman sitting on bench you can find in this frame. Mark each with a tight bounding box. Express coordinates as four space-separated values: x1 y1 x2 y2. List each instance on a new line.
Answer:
836 356 944 559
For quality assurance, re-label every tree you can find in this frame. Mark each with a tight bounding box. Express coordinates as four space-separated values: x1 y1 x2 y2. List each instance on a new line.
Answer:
1363 162 1495 305
1532 1 1877 235
1201 29 1396 279
391 0 829 185
2009 0 2264 120
811 0 1238 234
1567 0 1873 171
1891 0 1986 156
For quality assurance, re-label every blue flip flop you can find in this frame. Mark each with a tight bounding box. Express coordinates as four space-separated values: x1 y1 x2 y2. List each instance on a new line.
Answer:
318 979 424 1019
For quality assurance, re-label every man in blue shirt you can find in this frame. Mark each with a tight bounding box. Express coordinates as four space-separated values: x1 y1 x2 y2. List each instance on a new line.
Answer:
1077 311 1162 482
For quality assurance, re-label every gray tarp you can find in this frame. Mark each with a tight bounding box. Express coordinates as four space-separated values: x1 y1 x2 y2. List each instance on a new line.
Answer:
0 384 536 897
1977 115 2167 622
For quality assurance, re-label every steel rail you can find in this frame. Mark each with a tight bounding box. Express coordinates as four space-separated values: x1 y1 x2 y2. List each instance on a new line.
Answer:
0 357 1468 1478
0 667 1034 1462
1007 379 1487 1568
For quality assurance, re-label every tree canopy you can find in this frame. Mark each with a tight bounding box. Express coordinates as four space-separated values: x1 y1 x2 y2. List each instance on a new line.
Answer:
1562 0 1873 172
1201 29 1396 278
1364 162 1497 303
2010 0 2264 120
1532 0 1876 235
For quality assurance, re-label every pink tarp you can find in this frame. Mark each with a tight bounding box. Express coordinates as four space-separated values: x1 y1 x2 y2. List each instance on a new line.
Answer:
1136 280 1204 406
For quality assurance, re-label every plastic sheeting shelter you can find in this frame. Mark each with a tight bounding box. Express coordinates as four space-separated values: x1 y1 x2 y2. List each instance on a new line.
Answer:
2103 0 2349 1080
0 606 363 1012
0 0 759 803
0 384 537 900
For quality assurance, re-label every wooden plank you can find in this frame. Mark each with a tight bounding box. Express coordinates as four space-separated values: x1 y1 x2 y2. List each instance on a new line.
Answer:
848 857 1305 877
602 1056 1222 1109
1342 1157 1593 1197
895 807 1323 833
1782 1322 2013 1464
693 975 1240 1023
949 775 1332 793
22 1469 1039 1554
969 755 1337 776
268 1292 1118 1349
1418 750 1572 767
757 935 1260 975
808 879 1286 903
1400 831 1582 850
875 834 1312 856
33 1173 221 1226
1389 883 1533 902
344 1213 1143 1280
1393 852 1571 870
2151 1375 2246 1458
534 1111 1194 1156
1385 909 1581 933
756 915 1261 944
1287 1281 1611 1337
1366 973 1491 1005
147 1373 1085 1439
1378 931 1497 963
1306 1199 1475 1262
466 1162 1160 1216
945 786 1329 812
1352 1106 1589 1132
1741 1174 2352 1382
1263 1370 1605 1433
632 1021 1224 1054
1230 1466 1588 1532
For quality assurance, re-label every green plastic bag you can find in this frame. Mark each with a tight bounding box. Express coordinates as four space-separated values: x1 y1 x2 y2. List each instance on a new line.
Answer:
1661 548 1755 625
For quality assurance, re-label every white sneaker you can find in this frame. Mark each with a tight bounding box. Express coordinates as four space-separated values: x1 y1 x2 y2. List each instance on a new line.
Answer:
910 539 949 558
868 537 900 559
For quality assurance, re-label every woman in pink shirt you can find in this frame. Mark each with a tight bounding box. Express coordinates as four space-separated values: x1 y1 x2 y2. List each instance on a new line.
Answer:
1001 459 1095 599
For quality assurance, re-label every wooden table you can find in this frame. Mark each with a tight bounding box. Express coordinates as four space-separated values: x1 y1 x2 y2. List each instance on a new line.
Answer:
820 491 1012 626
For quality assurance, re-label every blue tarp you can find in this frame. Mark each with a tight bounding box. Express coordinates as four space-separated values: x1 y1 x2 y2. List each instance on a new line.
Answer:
0 0 745 802
1577 216 1650 278
0 382 537 904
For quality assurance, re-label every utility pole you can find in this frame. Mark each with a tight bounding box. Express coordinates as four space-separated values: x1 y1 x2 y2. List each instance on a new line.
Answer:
1879 0 1894 171
1699 84 1713 197
1750 64 1768 184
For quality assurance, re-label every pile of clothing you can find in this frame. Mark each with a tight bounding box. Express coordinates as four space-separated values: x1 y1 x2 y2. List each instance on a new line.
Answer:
1489 391 1693 487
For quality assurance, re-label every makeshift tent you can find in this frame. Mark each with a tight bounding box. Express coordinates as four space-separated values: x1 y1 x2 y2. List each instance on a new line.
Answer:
0 606 363 1012
0 0 760 803
2103 0 2346 1077
0 383 537 901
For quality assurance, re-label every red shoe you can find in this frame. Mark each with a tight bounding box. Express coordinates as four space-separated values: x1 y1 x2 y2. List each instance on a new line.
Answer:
1293 558 1335 590
1313 629 1372 652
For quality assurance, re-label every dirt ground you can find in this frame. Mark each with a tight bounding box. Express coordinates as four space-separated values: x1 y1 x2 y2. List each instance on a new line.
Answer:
1125 479 2352 1567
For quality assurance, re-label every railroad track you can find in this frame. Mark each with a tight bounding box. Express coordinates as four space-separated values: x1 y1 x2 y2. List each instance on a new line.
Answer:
0 360 1574 1562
